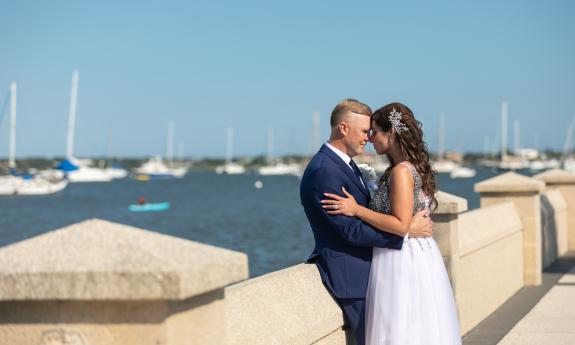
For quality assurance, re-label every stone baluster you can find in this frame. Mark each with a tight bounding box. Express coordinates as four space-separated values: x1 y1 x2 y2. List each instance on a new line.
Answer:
475 172 545 286
534 169 575 252
0 219 248 345
432 191 468 302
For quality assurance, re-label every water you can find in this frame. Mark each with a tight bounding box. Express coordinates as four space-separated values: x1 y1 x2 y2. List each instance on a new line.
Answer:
0 167 527 277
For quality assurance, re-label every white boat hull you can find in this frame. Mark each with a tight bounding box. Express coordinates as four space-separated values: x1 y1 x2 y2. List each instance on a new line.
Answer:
450 167 476 179
215 163 245 175
257 163 300 176
66 167 113 182
0 176 68 195
134 157 187 178
432 160 459 173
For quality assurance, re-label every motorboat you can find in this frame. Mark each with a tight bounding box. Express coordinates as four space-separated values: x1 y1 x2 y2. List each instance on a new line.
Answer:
449 166 476 179
257 163 301 176
133 156 187 179
215 162 246 175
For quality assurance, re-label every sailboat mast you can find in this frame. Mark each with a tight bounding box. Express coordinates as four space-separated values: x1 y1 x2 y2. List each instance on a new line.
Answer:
226 127 233 164
9 82 16 169
267 127 274 164
437 113 445 160
66 70 79 160
178 140 184 163
563 115 575 158
501 101 508 161
167 122 174 165
513 119 520 154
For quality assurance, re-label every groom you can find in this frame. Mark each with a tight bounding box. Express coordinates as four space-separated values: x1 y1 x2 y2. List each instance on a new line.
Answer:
300 99 433 345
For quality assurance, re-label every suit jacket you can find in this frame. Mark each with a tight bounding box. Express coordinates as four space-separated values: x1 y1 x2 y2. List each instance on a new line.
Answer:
300 144 404 299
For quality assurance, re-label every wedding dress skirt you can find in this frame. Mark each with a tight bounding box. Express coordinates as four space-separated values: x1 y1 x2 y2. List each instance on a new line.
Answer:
365 236 461 345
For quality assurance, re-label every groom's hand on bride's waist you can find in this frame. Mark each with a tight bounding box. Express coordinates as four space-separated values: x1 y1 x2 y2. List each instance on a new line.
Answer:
408 210 433 238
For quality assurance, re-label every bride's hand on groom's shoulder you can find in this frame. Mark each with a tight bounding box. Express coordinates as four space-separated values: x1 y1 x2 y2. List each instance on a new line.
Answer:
321 187 359 217
409 210 433 238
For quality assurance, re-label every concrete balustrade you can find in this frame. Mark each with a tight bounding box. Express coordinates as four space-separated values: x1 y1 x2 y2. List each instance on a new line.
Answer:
225 264 348 345
475 172 545 286
456 202 524 334
534 169 575 251
0 219 248 345
431 191 468 296
540 189 568 268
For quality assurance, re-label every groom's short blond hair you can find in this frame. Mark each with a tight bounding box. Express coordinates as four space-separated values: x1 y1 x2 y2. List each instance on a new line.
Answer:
330 99 372 127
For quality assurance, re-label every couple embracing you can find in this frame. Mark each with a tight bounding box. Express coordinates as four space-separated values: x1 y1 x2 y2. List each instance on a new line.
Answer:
300 99 461 345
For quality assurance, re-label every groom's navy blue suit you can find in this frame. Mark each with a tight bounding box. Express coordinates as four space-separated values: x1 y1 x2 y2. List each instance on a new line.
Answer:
300 144 404 345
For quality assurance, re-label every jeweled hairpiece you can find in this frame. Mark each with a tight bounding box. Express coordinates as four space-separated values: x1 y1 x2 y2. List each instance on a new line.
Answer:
389 108 408 134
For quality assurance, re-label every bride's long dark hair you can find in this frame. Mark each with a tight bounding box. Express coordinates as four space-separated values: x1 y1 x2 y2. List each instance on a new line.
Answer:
372 102 438 210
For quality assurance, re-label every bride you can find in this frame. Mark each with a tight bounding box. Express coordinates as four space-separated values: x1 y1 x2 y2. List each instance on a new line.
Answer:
322 102 461 345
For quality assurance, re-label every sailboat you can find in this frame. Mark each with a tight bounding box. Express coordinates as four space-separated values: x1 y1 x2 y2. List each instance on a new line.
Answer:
494 102 529 170
432 113 461 173
0 82 68 195
561 115 575 173
215 127 245 174
257 127 301 176
133 122 188 179
56 70 113 182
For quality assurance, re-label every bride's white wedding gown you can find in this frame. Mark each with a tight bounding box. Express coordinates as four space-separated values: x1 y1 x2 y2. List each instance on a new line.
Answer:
366 162 461 345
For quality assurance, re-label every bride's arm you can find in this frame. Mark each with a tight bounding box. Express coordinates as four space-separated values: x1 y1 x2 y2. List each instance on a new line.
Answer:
322 165 415 237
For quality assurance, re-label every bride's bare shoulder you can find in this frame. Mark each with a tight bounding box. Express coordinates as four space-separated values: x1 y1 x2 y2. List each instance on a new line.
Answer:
389 163 414 188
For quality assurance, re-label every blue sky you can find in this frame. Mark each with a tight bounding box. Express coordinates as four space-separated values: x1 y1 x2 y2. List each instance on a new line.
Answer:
0 0 574 158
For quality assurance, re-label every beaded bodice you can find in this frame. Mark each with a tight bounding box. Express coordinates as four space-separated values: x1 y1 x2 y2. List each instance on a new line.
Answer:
369 162 430 215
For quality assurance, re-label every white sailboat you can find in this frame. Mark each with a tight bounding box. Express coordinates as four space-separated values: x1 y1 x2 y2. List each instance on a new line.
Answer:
133 122 188 179
449 166 477 179
133 156 187 179
495 101 528 170
57 70 112 182
215 127 245 175
432 113 461 173
257 127 301 176
0 82 68 195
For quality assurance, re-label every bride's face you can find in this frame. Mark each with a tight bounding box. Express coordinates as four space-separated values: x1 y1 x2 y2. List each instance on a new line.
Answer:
369 122 392 155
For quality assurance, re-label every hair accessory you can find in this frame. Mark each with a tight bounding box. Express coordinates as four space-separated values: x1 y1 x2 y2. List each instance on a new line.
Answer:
389 108 408 134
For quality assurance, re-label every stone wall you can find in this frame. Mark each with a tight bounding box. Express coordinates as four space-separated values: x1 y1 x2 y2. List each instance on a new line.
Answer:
456 202 524 334
540 190 568 268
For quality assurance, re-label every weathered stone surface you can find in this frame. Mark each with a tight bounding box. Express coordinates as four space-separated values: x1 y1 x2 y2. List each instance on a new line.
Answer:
435 191 468 215
534 168 575 185
0 219 248 300
458 202 522 256
225 263 345 345
457 202 524 334
475 172 545 193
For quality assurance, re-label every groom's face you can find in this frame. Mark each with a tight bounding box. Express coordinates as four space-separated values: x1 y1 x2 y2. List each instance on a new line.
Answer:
343 112 371 157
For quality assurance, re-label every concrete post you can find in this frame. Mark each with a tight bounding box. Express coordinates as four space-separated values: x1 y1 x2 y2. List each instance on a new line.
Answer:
534 169 575 251
475 172 545 286
0 219 249 345
432 191 468 303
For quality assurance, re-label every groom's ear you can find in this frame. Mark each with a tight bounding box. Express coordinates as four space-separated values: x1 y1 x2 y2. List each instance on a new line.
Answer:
339 122 349 136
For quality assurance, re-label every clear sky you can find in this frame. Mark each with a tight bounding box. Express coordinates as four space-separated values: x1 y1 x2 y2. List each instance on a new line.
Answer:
0 0 574 159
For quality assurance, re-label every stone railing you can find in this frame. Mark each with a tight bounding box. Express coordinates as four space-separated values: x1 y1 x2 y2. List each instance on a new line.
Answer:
0 219 248 345
475 171 545 286
534 169 575 251
540 189 568 268
456 202 524 333
225 264 347 345
2 170 575 344
431 191 523 334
